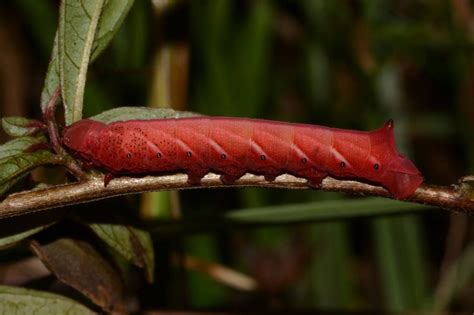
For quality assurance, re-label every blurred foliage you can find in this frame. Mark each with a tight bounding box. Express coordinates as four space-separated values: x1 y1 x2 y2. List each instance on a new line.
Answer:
0 0 473 313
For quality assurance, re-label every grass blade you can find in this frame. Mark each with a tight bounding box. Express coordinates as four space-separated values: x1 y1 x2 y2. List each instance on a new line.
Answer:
226 198 436 224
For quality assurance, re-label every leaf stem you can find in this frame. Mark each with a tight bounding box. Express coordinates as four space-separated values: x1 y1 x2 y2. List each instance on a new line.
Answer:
42 86 84 180
43 87 63 155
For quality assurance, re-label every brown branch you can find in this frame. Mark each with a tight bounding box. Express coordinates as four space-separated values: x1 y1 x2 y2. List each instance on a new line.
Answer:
0 173 473 219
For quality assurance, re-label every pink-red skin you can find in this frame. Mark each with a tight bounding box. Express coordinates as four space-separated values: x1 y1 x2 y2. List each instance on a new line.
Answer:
62 117 423 199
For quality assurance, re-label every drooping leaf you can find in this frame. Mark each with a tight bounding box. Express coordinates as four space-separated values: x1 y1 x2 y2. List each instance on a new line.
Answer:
131 227 154 282
41 0 135 125
0 210 63 248
0 224 53 248
1 117 46 137
0 285 93 314
88 223 154 283
89 106 201 124
30 238 125 313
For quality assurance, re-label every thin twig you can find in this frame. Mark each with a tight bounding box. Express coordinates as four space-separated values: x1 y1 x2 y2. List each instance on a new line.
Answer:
0 173 472 219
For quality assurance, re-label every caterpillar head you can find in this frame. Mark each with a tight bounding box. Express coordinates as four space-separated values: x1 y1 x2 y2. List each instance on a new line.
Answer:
368 120 423 199
379 153 423 199
62 119 104 157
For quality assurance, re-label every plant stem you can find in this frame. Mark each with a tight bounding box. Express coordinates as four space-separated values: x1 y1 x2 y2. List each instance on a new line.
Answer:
0 173 472 219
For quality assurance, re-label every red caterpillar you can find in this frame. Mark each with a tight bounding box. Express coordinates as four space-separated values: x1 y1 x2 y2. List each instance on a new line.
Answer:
62 117 423 199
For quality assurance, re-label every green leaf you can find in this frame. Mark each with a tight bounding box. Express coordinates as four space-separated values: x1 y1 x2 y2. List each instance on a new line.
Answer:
91 0 135 61
0 224 52 248
89 106 201 124
0 209 65 248
0 151 55 196
0 136 55 196
59 0 106 125
146 199 437 238
41 0 135 125
2 117 46 137
0 136 47 162
88 223 154 283
226 198 435 224
0 150 54 183
30 238 125 313
0 285 93 314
